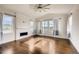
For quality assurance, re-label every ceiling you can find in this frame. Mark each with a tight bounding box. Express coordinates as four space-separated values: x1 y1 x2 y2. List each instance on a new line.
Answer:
0 4 76 18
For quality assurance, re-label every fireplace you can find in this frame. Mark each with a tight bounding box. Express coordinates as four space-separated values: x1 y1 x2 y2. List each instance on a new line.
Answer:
20 32 28 36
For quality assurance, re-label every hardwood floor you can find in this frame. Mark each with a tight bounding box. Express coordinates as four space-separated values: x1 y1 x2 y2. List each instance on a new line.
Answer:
0 36 78 54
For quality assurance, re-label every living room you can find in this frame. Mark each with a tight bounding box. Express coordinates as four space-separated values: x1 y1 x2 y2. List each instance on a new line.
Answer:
0 4 79 54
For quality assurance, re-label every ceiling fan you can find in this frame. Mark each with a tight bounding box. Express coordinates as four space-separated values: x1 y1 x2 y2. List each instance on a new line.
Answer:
34 4 50 12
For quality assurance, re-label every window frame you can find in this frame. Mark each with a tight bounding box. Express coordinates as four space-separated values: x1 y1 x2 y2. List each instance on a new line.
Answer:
2 14 15 34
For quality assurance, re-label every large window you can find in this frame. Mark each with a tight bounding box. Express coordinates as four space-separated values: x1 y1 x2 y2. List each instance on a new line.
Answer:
41 20 58 35
2 15 14 34
42 20 54 28
67 15 72 38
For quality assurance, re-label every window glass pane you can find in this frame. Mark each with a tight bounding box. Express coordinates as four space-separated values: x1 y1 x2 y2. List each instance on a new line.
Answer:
42 21 48 27
3 15 14 34
42 21 45 27
49 21 54 27
69 15 72 26
44 21 48 27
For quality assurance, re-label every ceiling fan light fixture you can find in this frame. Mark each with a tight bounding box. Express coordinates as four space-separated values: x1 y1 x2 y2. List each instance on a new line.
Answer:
33 4 50 12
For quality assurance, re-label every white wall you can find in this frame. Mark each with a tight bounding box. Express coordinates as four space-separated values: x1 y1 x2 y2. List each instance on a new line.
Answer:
16 13 34 40
71 7 79 52
58 15 68 38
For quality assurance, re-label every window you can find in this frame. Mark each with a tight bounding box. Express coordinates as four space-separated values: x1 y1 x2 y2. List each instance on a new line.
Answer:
42 21 45 27
42 20 54 28
42 21 48 28
49 21 54 28
2 15 14 34
67 15 72 38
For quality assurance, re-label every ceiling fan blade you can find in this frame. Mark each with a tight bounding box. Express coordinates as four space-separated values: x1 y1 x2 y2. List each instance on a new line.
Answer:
38 4 42 8
42 4 50 8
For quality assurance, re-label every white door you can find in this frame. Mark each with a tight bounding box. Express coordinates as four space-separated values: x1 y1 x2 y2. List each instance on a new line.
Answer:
1 14 15 44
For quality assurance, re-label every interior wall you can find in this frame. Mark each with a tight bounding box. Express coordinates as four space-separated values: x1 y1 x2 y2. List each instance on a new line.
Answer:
71 7 79 52
58 15 68 38
16 13 34 40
